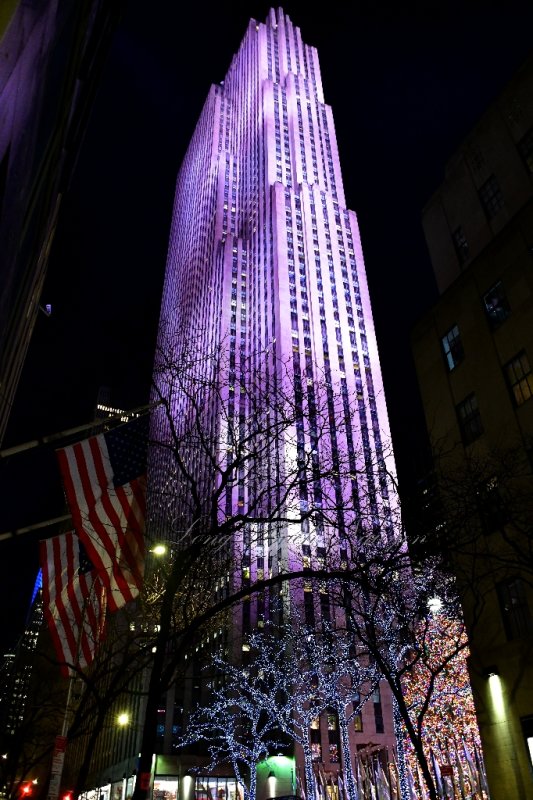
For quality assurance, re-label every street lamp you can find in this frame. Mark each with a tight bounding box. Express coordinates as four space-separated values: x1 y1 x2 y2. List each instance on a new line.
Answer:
428 596 442 614
117 712 130 727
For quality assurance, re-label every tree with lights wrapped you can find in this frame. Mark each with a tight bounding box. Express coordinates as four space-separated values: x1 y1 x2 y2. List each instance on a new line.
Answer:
55 329 476 800
130 329 398 800
291 621 381 800
224 622 324 800
408 441 533 799
184 614 386 800
332 524 467 800
239 597 403 800
177 651 289 800
400 611 484 798
147 493 481 800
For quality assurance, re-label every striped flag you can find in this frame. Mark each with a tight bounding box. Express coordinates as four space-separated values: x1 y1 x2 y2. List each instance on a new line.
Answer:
453 742 468 800
374 762 389 800
461 739 480 794
296 768 307 800
317 764 329 800
56 415 148 611
415 762 430 800
405 761 418 800
430 749 444 799
388 761 399 800
474 742 490 796
336 773 347 800
40 532 107 676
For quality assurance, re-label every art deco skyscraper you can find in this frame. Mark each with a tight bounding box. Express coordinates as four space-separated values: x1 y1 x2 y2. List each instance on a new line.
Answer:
150 6 398 773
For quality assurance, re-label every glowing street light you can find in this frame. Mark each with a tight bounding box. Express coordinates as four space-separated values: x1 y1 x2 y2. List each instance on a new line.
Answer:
428 596 443 614
117 712 130 726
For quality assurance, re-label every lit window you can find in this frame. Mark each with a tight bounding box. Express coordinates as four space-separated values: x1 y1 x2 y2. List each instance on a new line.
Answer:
441 324 464 371
311 743 322 761
329 744 339 763
504 351 533 406
456 393 483 444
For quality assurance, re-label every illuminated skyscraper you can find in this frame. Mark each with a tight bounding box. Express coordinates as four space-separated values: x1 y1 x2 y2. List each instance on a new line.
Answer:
150 6 398 784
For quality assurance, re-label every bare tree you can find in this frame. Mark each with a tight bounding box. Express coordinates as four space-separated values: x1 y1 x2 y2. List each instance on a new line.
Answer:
328 530 469 800
411 439 533 599
202 619 381 800
129 327 392 800
44 329 477 800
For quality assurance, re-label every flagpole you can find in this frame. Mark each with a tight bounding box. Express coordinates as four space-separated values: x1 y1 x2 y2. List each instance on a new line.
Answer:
47 650 77 799
0 401 156 460
46 561 104 800
0 514 72 542
0 400 158 541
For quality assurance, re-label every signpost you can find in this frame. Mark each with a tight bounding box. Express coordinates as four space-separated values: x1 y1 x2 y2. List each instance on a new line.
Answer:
47 736 68 800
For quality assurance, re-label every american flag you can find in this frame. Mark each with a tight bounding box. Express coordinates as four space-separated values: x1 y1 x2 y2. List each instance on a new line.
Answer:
40 532 107 676
56 414 148 611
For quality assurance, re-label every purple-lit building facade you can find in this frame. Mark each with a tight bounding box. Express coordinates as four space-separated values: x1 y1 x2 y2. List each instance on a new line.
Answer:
150 7 398 793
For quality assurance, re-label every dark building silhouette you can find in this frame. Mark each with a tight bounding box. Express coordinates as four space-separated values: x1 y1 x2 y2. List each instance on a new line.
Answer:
0 0 124 445
0 573 44 797
412 51 533 800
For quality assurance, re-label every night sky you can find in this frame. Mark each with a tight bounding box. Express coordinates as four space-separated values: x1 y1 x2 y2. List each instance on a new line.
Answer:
1 0 533 649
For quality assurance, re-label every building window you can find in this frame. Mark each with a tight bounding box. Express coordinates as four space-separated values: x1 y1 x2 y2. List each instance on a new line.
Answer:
517 127 533 174
452 226 469 265
456 393 483 444
372 687 384 734
441 325 464 371
478 174 504 219
352 693 363 731
497 577 533 640
310 718 322 761
327 711 340 763
504 351 533 406
483 281 510 329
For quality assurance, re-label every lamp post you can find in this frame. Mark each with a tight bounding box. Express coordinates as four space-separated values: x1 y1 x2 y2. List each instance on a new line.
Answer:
115 712 133 800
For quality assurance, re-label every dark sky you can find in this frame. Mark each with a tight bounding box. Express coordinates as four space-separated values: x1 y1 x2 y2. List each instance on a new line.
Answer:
2 0 533 648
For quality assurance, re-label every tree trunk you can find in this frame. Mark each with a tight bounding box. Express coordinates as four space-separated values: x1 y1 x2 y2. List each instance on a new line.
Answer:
302 740 316 800
72 707 109 798
337 710 358 800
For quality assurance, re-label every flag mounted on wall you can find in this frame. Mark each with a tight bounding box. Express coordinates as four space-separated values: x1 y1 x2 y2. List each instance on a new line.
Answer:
56 414 149 611
40 532 106 676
